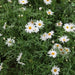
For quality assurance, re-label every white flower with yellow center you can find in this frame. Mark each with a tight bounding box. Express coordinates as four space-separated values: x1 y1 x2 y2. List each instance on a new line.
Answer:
35 20 44 28
40 33 48 41
60 51 66 55
56 21 63 26
59 47 64 52
5 38 15 47
0 63 3 71
48 50 57 58
18 0 28 5
69 23 75 32
64 47 71 53
46 9 54 15
25 24 34 33
51 66 60 75
33 26 39 33
47 31 54 39
44 0 52 5
53 43 62 49
59 36 69 43
63 23 71 32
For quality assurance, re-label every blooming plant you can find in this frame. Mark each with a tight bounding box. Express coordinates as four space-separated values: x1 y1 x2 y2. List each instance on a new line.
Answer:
0 0 75 75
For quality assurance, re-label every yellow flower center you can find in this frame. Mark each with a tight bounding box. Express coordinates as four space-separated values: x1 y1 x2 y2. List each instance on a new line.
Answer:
54 69 57 72
58 22 61 25
66 49 69 52
47 0 49 1
48 33 51 35
56 44 59 47
38 23 42 26
62 52 64 54
22 1 25 3
60 48 63 51
66 26 69 29
8 41 12 43
48 12 51 14
43 34 46 37
51 52 55 55
63 39 66 41
71 26 73 29
29 26 32 29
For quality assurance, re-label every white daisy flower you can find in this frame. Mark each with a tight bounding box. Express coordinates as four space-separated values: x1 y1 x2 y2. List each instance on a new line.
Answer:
46 9 54 15
44 0 52 5
59 36 69 43
5 38 15 47
63 23 71 32
17 53 25 65
64 47 71 53
25 24 34 33
47 31 54 39
33 26 39 33
59 47 64 52
60 51 66 55
53 43 62 49
56 21 63 26
3 22 7 29
69 23 75 32
0 33 2 36
48 50 57 58
7 0 12 3
18 0 28 5
35 20 44 28
51 66 60 75
40 32 48 41
0 63 3 71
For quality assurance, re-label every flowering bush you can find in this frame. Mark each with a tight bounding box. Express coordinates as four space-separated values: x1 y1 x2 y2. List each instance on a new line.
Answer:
0 0 75 75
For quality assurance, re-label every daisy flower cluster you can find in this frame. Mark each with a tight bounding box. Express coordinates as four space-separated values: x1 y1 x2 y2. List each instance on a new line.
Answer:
56 21 75 32
63 23 75 32
25 20 44 33
48 43 71 58
40 31 54 41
